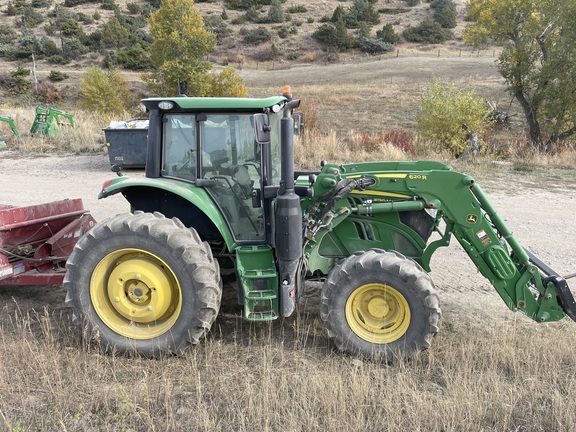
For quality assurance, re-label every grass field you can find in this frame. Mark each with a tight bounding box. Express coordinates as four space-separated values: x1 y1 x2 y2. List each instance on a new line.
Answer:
1 297 575 431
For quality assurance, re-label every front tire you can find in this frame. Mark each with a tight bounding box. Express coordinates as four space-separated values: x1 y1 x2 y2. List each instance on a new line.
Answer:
64 212 222 357
320 249 440 360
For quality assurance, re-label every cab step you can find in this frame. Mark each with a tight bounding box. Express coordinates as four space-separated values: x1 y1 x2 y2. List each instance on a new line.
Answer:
236 245 279 322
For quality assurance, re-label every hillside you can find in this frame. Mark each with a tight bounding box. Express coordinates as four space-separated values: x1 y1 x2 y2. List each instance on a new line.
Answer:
0 0 473 80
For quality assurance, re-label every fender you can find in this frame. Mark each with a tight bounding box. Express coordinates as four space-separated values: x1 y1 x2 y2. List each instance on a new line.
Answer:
99 176 237 250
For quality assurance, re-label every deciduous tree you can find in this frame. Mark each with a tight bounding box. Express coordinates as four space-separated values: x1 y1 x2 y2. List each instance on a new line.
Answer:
464 0 576 153
79 67 129 115
144 0 246 97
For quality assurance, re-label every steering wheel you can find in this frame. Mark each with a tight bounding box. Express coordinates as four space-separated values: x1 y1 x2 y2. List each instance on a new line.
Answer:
232 165 252 199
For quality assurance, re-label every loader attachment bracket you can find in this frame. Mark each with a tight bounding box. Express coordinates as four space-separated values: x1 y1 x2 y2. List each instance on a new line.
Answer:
524 248 576 322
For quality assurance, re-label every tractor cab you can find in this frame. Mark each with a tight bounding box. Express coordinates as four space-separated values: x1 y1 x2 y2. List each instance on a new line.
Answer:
100 92 304 246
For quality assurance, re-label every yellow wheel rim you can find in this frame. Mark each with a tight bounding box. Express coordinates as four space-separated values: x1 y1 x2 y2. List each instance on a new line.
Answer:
345 283 410 344
90 248 182 339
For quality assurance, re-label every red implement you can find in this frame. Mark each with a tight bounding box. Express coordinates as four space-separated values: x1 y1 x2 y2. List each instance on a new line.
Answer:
0 199 96 285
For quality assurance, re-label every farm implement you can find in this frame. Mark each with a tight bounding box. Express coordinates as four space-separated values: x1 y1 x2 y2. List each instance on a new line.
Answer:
0 199 95 286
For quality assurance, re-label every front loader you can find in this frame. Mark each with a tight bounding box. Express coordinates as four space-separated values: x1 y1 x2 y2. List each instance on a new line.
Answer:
64 89 576 359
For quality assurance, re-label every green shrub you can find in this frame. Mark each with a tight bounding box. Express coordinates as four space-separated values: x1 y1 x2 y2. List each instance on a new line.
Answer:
64 0 89 6
203 15 232 44
404 0 419 5
244 5 262 22
5 2 18 16
224 0 271 11
347 0 379 27
313 19 352 51
376 23 399 44
378 7 410 14
31 0 51 8
60 18 82 36
48 70 69 81
416 79 494 156
61 36 89 59
0 25 17 44
19 7 45 27
2 67 31 95
76 12 94 24
47 54 71 64
287 4 306 13
358 37 393 54
242 26 271 44
101 16 129 47
402 18 452 43
100 0 117 11
126 2 140 13
267 0 284 23
433 0 457 29
113 44 153 70
278 24 297 38
39 36 60 56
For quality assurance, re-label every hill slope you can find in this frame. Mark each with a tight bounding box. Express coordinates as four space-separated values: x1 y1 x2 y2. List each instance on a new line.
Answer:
0 0 473 75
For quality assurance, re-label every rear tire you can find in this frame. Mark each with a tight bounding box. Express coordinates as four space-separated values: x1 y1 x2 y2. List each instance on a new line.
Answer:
64 212 221 357
320 249 440 360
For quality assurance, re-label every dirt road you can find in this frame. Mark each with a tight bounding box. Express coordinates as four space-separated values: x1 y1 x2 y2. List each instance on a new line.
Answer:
1 152 575 328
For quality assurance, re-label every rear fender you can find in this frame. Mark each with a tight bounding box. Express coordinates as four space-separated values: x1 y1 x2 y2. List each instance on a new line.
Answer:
100 176 236 250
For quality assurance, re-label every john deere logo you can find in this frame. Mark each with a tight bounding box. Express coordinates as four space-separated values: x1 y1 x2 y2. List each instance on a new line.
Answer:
466 214 478 224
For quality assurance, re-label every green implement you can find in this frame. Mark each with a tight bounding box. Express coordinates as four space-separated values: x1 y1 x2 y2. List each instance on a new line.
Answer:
30 106 74 136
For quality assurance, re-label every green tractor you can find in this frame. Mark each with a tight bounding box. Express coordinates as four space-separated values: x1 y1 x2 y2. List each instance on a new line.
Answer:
64 90 576 359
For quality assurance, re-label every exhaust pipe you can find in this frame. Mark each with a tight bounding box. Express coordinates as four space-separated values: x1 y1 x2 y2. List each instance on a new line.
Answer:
276 99 302 317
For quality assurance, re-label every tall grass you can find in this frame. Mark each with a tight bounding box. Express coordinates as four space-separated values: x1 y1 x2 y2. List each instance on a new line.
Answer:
1 301 576 431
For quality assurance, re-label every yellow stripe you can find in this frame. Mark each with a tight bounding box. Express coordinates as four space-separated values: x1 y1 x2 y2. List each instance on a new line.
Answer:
375 173 408 179
351 190 412 199
345 174 408 179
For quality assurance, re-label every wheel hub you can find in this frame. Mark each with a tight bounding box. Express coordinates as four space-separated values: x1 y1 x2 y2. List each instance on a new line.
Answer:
90 248 183 339
127 281 150 303
108 256 174 323
366 296 390 318
346 283 411 344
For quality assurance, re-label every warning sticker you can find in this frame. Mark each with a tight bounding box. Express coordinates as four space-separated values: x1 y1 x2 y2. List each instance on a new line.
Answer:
0 264 14 279
476 229 492 246
14 263 25 275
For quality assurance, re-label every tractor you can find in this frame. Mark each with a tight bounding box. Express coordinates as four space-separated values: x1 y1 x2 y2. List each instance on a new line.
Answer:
64 89 576 359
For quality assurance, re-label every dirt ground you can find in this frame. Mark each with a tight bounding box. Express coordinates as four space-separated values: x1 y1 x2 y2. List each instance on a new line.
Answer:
1 152 576 333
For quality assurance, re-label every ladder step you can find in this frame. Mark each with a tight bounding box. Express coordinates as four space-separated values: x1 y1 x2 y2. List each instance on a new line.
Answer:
245 290 277 300
236 244 279 321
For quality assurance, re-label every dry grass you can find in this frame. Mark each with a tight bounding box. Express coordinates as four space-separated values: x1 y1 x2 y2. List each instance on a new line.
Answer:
1 302 576 431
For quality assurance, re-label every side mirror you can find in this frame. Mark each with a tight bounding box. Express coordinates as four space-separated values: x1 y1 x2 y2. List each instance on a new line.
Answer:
293 111 304 136
253 113 271 144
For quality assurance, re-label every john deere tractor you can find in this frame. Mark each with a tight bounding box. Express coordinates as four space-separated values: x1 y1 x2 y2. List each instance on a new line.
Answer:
64 89 576 359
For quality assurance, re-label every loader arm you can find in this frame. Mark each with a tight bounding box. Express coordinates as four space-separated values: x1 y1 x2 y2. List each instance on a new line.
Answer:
306 162 575 324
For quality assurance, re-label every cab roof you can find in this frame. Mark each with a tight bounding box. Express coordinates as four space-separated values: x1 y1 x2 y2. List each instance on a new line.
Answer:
142 96 287 111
